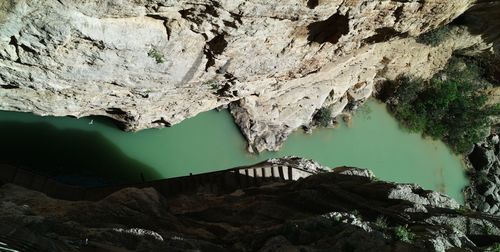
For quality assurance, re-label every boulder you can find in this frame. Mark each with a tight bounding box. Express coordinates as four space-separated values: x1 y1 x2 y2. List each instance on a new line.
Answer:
484 182 497 197
492 134 499 145
489 204 499 215
469 145 496 171
479 201 491 212
477 181 496 196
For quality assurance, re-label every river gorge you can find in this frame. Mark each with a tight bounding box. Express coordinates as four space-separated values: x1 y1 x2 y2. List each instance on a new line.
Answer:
0 99 468 201
1 0 500 251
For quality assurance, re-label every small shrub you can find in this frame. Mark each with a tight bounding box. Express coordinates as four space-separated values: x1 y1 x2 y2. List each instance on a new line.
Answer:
374 216 388 229
208 80 219 89
487 243 500 252
456 205 472 215
148 48 165 63
313 107 332 127
483 223 495 235
416 25 451 46
394 225 415 243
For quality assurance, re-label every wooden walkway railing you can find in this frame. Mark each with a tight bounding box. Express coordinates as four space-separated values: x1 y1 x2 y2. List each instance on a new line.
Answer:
0 161 319 201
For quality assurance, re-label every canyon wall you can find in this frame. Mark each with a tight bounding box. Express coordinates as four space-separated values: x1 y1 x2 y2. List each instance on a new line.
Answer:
0 0 495 152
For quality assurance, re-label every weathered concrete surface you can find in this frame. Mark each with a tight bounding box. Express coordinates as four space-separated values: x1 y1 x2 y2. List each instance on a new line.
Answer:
1 0 494 151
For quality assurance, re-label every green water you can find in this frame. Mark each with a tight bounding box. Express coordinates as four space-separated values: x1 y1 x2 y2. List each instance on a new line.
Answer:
0 100 468 201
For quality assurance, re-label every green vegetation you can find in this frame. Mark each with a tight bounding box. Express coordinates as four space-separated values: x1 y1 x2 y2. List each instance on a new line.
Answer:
394 225 415 243
487 243 500 252
387 57 500 153
456 205 472 215
204 79 219 90
474 172 490 185
148 48 165 64
313 107 332 127
483 223 495 235
374 216 388 229
416 25 451 46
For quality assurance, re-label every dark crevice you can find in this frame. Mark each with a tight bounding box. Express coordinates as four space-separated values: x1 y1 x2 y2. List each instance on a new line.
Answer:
179 8 199 24
307 0 319 9
152 117 171 127
104 108 135 130
394 6 404 22
80 36 105 50
307 13 349 45
205 54 215 71
363 27 408 44
207 34 227 55
145 14 171 40
1 84 19 89
8 36 17 46
203 4 219 17
216 83 233 97
106 108 128 116
164 21 171 40
204 34 227 70
145 14 167 20
8 36 36 66
9 36 21 63
223 72 235 80
223 20 237 29
179 4 219 25
18 44 37 55
230 12 243 25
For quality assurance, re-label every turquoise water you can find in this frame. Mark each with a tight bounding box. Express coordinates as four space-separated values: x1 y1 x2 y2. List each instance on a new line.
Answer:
0 100 468 201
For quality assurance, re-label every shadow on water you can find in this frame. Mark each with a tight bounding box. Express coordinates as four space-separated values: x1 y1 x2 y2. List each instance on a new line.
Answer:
0 121 161 186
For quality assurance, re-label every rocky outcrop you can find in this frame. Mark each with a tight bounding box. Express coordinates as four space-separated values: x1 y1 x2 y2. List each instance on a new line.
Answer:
1 160 500 251
1 0 494 152
458 0 500 57
465 133 500 215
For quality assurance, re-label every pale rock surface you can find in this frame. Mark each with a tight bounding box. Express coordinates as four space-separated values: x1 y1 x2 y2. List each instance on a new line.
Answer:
0 0 493 151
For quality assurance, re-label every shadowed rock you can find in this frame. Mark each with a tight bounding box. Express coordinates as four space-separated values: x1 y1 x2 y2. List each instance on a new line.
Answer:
0 120 160 185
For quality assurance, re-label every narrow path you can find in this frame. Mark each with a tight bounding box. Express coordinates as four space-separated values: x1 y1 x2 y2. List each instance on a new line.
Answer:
0 162 318 201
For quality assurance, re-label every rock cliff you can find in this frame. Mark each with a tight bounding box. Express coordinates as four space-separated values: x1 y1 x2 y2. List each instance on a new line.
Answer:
465 133 500 214
2 162 500 252
1 0 496 152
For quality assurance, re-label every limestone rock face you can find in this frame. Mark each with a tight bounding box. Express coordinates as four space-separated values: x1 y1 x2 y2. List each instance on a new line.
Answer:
0 0 490 151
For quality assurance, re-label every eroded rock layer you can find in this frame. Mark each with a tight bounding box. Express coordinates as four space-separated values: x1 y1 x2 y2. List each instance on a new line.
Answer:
0 0 495 151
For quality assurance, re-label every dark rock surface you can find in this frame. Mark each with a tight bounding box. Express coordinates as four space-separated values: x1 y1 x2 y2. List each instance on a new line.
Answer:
2 163 500 251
